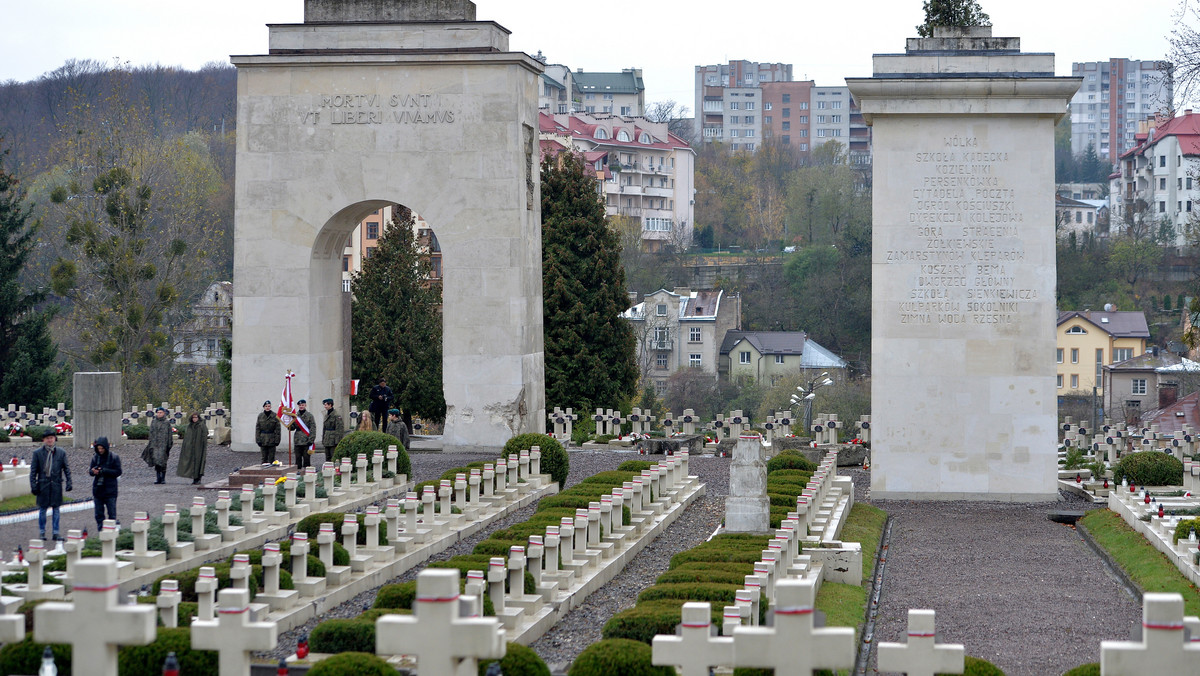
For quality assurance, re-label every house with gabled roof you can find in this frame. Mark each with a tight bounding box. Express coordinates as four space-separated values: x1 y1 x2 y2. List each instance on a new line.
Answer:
621 287 741 394
1116 111 1200 246
1057 309 1149 395
719 331 847 386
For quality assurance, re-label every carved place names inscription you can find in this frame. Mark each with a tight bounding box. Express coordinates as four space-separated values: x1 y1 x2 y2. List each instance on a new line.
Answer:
298 93 457 125
886 135 1037 327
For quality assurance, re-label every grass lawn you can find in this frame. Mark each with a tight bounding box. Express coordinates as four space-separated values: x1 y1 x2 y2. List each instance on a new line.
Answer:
1078 508 1200 616
814 502 889 640
0 494 40 514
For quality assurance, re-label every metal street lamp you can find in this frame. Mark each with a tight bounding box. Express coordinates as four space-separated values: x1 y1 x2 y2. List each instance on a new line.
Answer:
790 372 833 439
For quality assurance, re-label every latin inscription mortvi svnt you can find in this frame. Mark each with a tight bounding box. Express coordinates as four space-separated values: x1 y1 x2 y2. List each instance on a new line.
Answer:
298 94 458 125
887 136 1037 327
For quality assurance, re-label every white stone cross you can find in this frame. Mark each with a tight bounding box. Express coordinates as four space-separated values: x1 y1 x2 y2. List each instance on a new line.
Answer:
877 609 964 676
191 588 278 676
1100 592 1200 674
651 601 733 676
376 569 506 676
732 578 855 673
34 559 156 676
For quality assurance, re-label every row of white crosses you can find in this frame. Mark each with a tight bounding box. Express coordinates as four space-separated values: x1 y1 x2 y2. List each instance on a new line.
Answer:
660 409 700 436
710 410 750 440
3 402 71 430
593 408 625 436
1109 471 1200 584
548 406 579 442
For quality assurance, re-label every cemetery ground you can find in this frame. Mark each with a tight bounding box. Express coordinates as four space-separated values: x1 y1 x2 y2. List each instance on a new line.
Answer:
2 443 1192 675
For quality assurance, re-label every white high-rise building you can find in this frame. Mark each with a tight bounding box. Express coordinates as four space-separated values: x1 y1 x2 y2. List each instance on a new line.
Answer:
1069 59 1172 161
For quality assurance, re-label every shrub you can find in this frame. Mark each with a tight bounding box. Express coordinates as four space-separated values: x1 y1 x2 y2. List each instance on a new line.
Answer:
0 429 8 442
962 655 1006 675
618 460 654 472
580 471 640 486
331 430 410 477
1062 665 1099 676
569 638 673 676
1174 518 1200 544
25 426 53 442
503 433 568 488
637 582 745 605
655 568 750 586
603 599 691 644
0 637 72 675
1112 451 1184 486
308 618 376 654
123 424 150 440
135 597 199 627
306 652 398 676
118 627 218 676
766 450 817 474
479 642 550 676
374 582 417 610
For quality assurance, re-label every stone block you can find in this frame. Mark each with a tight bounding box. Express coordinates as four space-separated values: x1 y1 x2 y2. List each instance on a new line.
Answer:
72 372 122 449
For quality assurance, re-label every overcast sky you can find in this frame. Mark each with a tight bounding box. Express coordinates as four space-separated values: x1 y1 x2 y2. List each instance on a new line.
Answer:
0 0 1187 108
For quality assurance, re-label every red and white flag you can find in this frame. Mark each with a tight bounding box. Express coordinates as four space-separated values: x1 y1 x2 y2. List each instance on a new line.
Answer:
350 379 360 396
279 370 305 432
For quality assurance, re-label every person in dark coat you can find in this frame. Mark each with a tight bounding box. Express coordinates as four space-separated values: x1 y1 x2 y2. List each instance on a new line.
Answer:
177 412 208 484
141 406 174 484
30 430 72 540
291 400 317 471
89 436 122 531
368 378 394 434
256 400 282 464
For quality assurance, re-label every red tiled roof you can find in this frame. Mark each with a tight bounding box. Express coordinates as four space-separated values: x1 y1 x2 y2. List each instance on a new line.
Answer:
1140 391 1200 436
1122 113 1200 158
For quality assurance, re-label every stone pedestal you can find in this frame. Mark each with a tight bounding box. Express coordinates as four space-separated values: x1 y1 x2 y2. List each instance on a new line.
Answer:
72 373 121 449
847 27 1078 501
229 0 546 454
725 435 769 532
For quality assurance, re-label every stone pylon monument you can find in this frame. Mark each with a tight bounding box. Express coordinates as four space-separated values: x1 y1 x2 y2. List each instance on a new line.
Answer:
230 0 546 452
847 28 1079 499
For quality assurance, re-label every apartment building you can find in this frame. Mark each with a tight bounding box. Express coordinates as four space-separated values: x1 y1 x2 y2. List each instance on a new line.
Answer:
695 61 791 149
540 111 696 251
810 86 852 149
340 205 441 291
1116 111 1200 246
1069 59 1173 161
536 59 645 117
761 81 813 151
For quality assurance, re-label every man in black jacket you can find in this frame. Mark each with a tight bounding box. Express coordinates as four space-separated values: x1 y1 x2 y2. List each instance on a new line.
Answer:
90 436 122 531
368 378 394 434
30 431 72 540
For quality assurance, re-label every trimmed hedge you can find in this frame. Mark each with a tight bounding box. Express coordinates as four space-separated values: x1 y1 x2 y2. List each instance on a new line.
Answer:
307 652 398 676
479 642 551 676
568 638 673 676
295 512 388 548
117 627 219 676
331 430 411 478
1062 664 1099 676
765 449 817 474
617 460 654 472
1112 451 1183 486
962 655 1006 675
0 637 71 675
123 424 150 440
1174 517 1200 544
503 433 568 488
309 618 377 654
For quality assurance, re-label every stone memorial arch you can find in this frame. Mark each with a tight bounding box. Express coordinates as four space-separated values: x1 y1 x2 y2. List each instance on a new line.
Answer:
230 0 545 452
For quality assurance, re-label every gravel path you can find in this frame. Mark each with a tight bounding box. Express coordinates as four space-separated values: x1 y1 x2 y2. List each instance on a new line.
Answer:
867 495 1141 676
529 455 731 671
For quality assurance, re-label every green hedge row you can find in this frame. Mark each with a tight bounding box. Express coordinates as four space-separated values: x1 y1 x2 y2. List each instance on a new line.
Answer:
0 628 219 676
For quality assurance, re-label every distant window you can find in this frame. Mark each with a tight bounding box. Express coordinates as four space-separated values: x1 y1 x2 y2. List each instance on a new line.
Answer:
775 354 785 364
1071 374 1079 388
639 133 652 144
367 222 379 240
1114 348 1132 362
689 353 702 367
739 351 751 365
1160 155 1167 167
689 327 701 342
617 130 631 142
1066 326 1087 334
655 353 668 369
1057 374 1064 388
1071 348 1079 364
782 94 791 103
656 303 668 316
1132 379 1147 395
1056 348 1064 363
343 256 350 272
594 128 608 139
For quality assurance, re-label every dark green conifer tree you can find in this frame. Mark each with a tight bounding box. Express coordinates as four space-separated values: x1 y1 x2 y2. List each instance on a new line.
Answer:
541 151 638 412
0 142 63 407
350 206 445 425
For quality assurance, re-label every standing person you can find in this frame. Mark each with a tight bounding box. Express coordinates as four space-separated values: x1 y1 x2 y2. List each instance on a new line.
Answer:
178 412 208 485
387 408 411 450
368 378 394 434
29 430 72 541
89 436 121 531
321 398 344 462
292 400 317 471
256 401 281 464
141 407 174 484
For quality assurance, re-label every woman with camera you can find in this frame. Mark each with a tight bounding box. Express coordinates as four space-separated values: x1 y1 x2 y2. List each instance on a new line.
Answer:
90 436 122 531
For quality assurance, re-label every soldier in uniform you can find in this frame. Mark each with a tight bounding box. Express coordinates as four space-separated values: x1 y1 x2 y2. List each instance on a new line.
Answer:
292 399 318 470
321 398 345 462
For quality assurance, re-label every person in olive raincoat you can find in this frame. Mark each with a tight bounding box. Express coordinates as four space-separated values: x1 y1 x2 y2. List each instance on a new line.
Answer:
177 411 208 485
256 400 282 464
141 407 174 484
